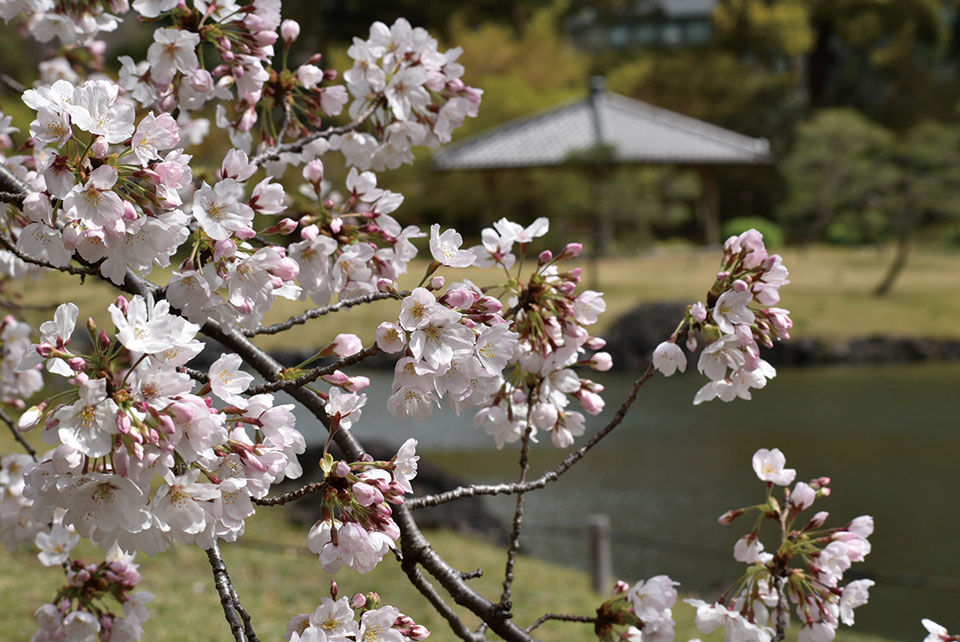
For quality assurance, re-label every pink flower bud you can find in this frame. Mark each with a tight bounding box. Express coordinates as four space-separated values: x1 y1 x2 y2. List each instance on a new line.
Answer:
322 370 350 386
577 389 604 415
563 242 583 258
538 250 553 265
326 333 362 358
352 481 383 506
686 335 697 351
350 593 366 609
334 461 350 477
116 412 132 435
114 296 129 315
273 257 300 281
589 352 613 371
479 296 502 313
275 218 298 234
90 137 109 158
717 271 730 281
303 159 324 184
690 301 707 323
718 509 744 525
732 279 749 292
429 275 445 290
214 239 237 261
442 287 474 309
68 357 87 372
807 511 829 529
330 580 339 599
280 19 300 42
613 580 630 594
377 278 394 292
345 376 370 392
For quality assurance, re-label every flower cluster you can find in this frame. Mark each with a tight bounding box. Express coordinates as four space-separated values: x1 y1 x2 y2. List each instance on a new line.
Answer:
16 298 303 555
306 439 419 575
17 77 190 284
338 17 482 170
286 589 428 642
1 452 44 551
0 0 120 46
31 545 153 642
380 218 611 451
0 313 44 404
652 228 792 405
593 576 679 642
687 448 874 642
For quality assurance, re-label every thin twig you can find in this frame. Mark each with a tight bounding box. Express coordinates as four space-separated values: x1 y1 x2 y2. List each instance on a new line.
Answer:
246 344 379 394
206 543 248 642
245 291 405 336
251 480 327 506
0 233 97 277
498 422 534 611
0 406 36 460
250 98 384 166
0 71 25 93
525 613 596 633
408 364 656 509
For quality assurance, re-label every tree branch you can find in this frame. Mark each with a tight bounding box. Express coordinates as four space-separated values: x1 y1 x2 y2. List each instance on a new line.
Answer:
0 405 36 460
525 613 596 633
408 364 656 509
206 543 251 642
400 553 487 642
0 232 98 277
498 423 534 611
246 344 379 394
251 480 327 506
245 290 404 337
0 70 25 93
250 98 384 166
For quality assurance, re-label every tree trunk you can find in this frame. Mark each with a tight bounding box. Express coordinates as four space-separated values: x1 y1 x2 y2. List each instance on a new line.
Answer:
873 227 910 297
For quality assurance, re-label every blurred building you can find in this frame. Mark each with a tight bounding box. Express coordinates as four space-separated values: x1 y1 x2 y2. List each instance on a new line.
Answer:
567 0 717 50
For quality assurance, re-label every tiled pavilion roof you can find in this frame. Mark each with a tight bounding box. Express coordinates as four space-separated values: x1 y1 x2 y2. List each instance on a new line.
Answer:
433 80 772 170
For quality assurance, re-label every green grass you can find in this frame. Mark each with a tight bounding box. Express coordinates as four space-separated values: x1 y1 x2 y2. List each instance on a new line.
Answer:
7 245 960 357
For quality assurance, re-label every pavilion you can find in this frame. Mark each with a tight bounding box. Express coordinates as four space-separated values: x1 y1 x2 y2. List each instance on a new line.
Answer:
433 77 772 250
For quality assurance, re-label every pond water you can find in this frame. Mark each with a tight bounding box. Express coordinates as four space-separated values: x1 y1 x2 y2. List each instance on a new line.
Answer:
292 362 960 641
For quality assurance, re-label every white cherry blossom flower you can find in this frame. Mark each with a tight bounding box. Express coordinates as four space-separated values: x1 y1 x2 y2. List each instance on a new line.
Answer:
751 448 796 486
429 224 476 268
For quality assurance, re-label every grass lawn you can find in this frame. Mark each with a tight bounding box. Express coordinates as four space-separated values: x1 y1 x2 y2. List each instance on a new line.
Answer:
7 245 959 356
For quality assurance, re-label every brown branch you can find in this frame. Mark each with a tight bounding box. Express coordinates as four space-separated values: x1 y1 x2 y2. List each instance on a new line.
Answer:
0 233 97 277
246 344 379 394
251 480 327 506
498 423 534 611
408 364 656 509
400 554 487 642
206 543 250 642
525 613 596 634
250 98 384 166
245 290 404 337
0 405 36 460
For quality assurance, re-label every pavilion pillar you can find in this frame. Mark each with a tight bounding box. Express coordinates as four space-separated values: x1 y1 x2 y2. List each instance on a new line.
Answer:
696 166 721 246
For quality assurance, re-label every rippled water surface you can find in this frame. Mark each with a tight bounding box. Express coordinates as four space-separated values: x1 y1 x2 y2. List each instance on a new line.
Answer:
293 362 960 640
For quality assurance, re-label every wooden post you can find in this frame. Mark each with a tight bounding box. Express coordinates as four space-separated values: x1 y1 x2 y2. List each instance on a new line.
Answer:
588 513 612 593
